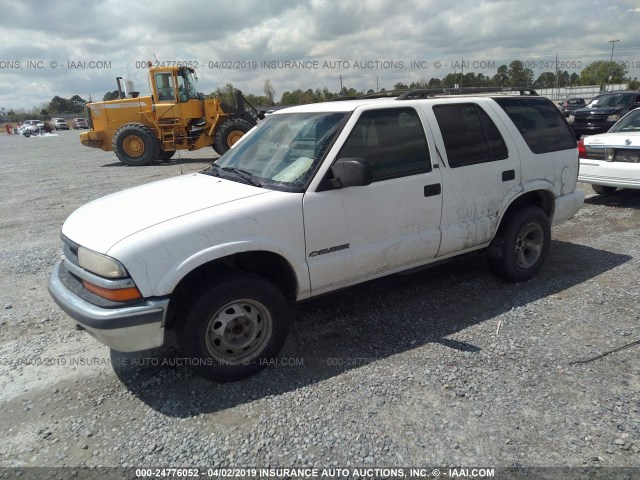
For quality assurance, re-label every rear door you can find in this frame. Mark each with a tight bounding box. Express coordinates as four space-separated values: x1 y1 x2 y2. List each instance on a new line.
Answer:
421 100 522 256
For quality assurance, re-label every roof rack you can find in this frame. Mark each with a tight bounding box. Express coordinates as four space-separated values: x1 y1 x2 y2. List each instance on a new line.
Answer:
395 87 538 100
330 90 401 101
330 87 538 102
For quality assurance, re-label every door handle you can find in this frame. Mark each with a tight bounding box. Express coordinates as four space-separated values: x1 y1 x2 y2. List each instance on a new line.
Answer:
502 170 515 181
424 183 441 197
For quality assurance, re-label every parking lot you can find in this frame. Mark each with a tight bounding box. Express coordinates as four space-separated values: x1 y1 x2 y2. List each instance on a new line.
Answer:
0 130 638 469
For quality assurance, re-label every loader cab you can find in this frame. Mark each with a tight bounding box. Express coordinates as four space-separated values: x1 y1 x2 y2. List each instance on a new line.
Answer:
151 67 204 123
176 68 199 102
154 72 175 102
151 67 199 104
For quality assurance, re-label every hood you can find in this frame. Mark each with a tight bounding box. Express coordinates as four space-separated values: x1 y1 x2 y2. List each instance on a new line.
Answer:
62 173 268 254
583 131 640 147
574 105 625 116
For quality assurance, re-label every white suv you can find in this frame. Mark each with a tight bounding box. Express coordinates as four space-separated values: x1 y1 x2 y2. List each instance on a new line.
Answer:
49 88 584 381
51 118 69 130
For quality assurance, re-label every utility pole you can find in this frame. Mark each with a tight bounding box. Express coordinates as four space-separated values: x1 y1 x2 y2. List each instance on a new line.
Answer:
554 53 559 100
607 39 619 91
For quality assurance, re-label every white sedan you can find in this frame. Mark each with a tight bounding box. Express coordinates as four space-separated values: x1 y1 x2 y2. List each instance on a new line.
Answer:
578 109 640 194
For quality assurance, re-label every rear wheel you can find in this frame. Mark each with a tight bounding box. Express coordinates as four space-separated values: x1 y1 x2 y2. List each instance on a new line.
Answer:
487 206 550 282
176 272 290 382
592 185 617 194
213 118 253 155
112 123 160 166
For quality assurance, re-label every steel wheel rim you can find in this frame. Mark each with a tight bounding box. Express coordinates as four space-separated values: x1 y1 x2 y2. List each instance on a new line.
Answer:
515 222 544 269
122 135 144 157
204 299 272 363
227 130 244 146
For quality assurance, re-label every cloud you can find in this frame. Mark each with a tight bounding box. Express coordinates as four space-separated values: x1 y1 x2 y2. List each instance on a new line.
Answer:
0 0 639 111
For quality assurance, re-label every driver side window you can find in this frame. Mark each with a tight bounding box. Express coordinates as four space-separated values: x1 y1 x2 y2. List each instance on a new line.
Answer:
337 108 431 181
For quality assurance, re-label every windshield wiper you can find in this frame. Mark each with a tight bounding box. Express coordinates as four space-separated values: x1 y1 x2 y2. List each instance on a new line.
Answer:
209 163 262 187
222 167 262 187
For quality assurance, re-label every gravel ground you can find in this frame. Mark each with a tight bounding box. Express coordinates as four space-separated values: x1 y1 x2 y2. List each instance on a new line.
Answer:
0 130 638 472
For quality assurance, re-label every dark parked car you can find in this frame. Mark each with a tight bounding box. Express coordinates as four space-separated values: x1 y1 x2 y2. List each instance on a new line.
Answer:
572 91 640 138
72 118 89 129
559 97 586 117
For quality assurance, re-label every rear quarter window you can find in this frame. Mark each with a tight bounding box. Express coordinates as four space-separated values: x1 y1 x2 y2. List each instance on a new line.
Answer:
493 97 576 154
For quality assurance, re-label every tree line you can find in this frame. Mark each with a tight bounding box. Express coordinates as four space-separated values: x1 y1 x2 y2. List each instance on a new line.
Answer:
211 60 638 107
2 59 636 120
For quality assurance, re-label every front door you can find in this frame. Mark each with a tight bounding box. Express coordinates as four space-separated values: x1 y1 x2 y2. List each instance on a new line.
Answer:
303 106 443 295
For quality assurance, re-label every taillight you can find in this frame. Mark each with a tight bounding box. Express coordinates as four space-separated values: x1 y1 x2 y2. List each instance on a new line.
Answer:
577 138 587 159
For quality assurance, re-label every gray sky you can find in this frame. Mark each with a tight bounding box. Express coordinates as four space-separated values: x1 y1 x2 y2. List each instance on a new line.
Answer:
1 0 639 111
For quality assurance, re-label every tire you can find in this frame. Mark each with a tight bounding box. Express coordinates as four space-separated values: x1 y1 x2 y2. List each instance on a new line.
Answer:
592 185 617 194
176 272 290 382
213 118 253 155
487 206 551 282
159 150 176 162
112 123 160 166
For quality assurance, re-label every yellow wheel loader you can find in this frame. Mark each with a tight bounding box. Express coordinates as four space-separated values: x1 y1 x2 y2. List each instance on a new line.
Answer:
80 66 262 166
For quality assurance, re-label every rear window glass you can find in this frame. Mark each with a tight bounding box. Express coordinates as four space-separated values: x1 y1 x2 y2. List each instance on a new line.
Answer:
493 97 576 154
433 103 508 168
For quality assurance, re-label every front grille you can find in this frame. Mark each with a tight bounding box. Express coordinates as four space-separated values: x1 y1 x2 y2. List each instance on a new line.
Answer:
573 114 608 126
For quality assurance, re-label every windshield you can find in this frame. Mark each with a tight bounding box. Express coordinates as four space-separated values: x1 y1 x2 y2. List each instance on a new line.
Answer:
587 93 634 108
610 109 640 132
177 69 199 101
211 112 348 192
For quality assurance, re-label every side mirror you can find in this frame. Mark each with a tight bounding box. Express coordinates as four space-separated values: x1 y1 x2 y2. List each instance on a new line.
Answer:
321 158 373 190
257 110 266 120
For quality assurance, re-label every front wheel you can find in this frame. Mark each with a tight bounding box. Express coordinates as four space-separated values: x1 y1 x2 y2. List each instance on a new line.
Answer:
176 272 290 382
213 118 254 155
487 206 550 282
112 123 160 166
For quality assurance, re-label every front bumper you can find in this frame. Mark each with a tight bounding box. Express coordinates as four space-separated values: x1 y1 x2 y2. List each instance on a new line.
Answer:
48 261 169 352
79 130 106 149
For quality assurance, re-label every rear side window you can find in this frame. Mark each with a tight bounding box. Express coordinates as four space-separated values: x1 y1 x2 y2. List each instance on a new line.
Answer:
433 103 508 168
493 97 576 154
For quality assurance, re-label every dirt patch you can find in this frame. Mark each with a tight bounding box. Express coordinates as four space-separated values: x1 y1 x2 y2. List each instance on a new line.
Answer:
0 131 638 469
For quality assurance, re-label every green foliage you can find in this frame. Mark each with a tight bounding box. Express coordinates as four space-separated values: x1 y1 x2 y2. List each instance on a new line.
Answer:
579 60 626 86
47 95 87 114
263 79 275 104
507 61 534 87
103 90 120 101
244 94 269 107
209 83 237 105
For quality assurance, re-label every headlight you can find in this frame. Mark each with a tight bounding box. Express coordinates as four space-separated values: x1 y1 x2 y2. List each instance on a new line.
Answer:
607 114 621 122
78 247 128 278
